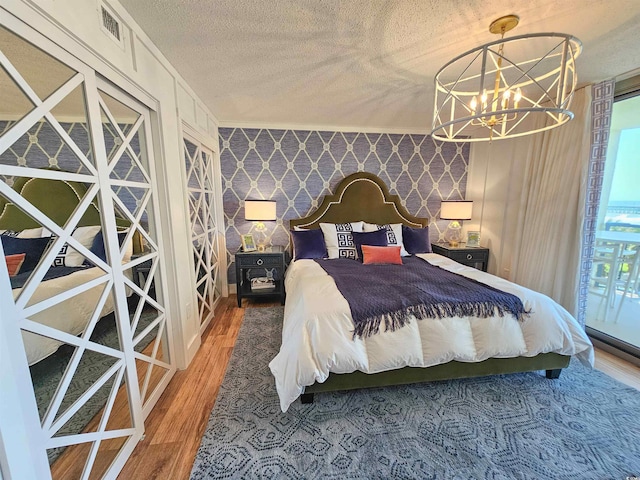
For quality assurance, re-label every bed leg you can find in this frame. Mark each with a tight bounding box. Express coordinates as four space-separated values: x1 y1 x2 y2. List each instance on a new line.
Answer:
546 368 562 379
300 393 314 404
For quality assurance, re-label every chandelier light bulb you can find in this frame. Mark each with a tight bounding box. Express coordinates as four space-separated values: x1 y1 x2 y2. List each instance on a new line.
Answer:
514 87 522 108
470 96 478 112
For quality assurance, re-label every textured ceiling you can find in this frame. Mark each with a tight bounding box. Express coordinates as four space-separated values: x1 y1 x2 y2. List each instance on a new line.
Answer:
120 0 640 132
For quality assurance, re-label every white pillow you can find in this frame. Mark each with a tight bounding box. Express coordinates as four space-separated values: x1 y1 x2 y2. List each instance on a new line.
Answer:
363 222 408 256
319 221 363 259
0 227 44 238
120 228 134 263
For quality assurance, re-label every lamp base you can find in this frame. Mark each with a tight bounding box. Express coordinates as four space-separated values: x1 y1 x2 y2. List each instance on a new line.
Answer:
444 221 463 247
254 224 268 251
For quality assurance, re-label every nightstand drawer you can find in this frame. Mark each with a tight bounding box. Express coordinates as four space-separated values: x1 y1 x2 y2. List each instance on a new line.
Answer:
448 250 487 263
431 243 489 272
237 254 283 268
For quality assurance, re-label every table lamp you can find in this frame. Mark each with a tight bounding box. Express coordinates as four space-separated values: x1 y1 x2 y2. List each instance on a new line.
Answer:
440 200 473 247
244 200 276 251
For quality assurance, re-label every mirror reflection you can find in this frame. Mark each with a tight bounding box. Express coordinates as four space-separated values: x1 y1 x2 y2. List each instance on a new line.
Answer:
0 24 166 478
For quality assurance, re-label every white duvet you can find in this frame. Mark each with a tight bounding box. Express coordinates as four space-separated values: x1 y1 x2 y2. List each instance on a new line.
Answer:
14 267 118 365
269 254 594 412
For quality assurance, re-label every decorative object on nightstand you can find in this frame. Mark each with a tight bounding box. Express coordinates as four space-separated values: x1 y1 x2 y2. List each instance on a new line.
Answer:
431 14 581 142
466 231 481 247
440 200 473 247
130 252 152 288
130 252 155 301
235 245 289 307
244 199 276 251
241 233 257 252
431 243 489 272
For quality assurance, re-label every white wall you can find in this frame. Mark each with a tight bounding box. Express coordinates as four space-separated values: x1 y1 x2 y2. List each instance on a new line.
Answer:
3 0 224 368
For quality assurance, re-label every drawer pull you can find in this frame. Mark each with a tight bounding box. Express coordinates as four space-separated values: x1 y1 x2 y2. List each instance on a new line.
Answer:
256 258 264 266
466 254 473 260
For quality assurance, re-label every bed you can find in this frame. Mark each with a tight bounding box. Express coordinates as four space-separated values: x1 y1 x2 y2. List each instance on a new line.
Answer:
268 172 594 412
0 175 138 365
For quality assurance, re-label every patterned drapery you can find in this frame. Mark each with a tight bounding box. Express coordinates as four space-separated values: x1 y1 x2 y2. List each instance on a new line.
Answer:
576 80 615 328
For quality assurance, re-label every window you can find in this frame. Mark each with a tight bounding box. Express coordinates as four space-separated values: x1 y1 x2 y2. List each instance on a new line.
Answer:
586 77 640 356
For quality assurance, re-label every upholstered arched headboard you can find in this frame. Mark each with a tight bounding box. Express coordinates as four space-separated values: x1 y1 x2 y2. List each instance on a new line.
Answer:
0 174 140 251
289 172 428 229
0 177 106 230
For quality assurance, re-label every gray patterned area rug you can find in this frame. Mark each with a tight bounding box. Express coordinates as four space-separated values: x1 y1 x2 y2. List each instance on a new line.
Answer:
190 307 640 479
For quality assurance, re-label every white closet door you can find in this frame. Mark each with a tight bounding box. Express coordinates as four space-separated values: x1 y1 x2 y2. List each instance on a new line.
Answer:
0 21 173 480
183 135 224 331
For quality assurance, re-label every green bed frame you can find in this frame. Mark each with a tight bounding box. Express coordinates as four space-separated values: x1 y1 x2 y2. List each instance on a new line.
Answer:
289 172 571 404
0 174 141 252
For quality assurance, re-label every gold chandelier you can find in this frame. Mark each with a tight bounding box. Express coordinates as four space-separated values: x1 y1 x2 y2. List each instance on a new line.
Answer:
431 15 582 142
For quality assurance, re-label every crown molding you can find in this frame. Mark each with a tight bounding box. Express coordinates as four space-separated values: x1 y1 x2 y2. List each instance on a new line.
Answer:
217 119 429 136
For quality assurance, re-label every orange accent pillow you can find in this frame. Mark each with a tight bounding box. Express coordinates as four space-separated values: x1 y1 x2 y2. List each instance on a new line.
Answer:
5 253 26 277
362 245 403 265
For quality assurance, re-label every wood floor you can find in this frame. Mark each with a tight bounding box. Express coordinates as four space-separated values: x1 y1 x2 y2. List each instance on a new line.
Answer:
117 295 640 479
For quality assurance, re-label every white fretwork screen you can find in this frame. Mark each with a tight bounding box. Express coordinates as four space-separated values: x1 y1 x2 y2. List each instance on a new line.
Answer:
0 24 173 479
183 136 223 329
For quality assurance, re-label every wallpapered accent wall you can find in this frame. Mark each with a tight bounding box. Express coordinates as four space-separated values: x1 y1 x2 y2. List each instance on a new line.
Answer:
220 128 470 283
0 120 144 216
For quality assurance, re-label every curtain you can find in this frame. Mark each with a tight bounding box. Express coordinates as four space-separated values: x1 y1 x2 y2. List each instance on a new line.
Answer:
575 81 616 327
510 87 592 315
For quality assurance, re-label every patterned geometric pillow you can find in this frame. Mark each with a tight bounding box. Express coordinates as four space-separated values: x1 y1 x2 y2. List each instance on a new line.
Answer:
46 226 102 267
319 222 364 259
363 223 408 256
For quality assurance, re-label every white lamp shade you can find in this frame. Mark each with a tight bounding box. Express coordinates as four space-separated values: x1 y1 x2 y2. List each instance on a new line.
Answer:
244 200 277 221
440 200 473 220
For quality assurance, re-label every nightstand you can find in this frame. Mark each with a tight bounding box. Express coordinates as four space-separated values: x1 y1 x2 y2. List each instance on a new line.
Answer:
131 253 153 290
235 245 289 307
431 243 489 272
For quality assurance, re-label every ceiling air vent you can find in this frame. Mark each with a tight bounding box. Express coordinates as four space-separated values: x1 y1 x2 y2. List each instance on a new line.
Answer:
100 3 125 48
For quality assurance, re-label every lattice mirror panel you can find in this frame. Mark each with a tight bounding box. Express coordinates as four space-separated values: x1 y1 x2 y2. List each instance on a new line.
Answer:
184 137 222 328
0 24 172 479
98 86 170 413
0 25 136 478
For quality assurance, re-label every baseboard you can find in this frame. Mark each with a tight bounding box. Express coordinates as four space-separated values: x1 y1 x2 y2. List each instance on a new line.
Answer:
184 334 201 368
228 283 237 295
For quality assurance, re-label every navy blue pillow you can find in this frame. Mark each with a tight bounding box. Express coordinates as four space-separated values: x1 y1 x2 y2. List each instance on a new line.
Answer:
1 236 51 273
86 230 128 264
352 229 388 260
291 229 327 260
402 225 431 254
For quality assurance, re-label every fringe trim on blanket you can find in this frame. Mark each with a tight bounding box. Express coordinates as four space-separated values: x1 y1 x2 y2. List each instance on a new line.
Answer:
352 301 530 339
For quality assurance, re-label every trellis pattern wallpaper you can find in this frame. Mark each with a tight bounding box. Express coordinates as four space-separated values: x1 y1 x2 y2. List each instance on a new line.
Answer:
0 120 144 216
219 128 470 283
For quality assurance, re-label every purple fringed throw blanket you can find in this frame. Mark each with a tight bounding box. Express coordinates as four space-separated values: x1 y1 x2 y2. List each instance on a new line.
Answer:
315 256 529 339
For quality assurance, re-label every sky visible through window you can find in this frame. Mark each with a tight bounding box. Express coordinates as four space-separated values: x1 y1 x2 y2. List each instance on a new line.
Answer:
604 93 640 229
610 127 640 202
